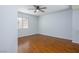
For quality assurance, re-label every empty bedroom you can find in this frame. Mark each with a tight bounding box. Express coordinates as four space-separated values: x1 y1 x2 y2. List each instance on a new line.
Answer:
0 5 79 53
17 5 79 53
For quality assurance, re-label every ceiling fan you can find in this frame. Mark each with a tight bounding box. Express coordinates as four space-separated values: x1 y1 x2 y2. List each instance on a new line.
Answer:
28 5 47 13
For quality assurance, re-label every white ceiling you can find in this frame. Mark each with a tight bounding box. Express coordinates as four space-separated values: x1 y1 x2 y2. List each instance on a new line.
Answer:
17 5 70 16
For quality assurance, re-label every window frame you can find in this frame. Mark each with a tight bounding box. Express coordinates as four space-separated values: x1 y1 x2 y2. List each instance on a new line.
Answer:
18 16 28 29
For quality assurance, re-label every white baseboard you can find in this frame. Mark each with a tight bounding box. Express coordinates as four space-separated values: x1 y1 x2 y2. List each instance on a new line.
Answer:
72 40 79 44
18 33 38 37
19 33 73 42
39 33 72 40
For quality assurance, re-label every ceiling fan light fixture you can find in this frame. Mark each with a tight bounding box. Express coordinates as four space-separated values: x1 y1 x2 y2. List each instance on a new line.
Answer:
29 5 47 13
36 9 39 12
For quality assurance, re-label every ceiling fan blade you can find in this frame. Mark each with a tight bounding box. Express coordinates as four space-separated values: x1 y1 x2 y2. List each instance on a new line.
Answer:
39 9 44 12
40 7 47 9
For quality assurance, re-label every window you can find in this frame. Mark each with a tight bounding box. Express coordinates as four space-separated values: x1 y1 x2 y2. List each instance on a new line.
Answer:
18 17 28 29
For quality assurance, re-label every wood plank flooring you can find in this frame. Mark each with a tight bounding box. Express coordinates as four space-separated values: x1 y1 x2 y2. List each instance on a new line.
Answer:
18 34 79 53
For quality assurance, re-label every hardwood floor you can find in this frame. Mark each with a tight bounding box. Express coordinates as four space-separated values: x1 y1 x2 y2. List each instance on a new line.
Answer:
18 34 79 53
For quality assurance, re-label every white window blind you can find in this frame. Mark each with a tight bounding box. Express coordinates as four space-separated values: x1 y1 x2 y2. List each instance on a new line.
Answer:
18 16 28 29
